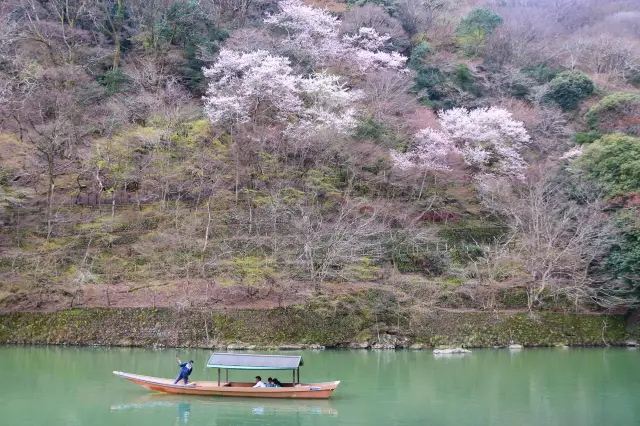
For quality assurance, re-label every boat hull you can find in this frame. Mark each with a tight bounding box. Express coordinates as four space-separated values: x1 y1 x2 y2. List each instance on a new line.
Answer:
113 371 340 399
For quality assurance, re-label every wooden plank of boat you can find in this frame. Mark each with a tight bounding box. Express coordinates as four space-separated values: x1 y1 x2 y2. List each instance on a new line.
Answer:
113 371 340 399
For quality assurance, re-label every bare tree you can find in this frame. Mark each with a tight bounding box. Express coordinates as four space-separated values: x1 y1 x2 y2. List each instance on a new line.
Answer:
478 167 625 311
294 199 385 292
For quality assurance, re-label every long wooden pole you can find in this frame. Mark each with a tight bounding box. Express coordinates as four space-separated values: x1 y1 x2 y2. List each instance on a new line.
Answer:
218 368 220 386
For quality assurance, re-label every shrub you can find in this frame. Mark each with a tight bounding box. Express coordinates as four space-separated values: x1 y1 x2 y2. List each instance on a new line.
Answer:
585 93 640 136
453 64 480 95
573 131 602 145
396 251 448 276
408 41 432 71
521 63 558 84
543 71 594 110
577 133 640 193
450 245 484 264
97 69 131 96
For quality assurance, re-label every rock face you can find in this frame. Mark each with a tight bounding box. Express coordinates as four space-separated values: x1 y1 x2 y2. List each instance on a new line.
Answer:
371 333 409 349
433 348 472 354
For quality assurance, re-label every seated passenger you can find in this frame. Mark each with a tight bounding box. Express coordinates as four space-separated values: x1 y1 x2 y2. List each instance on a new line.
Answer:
265 378 275 387
253 376 266 388
272 378 282 387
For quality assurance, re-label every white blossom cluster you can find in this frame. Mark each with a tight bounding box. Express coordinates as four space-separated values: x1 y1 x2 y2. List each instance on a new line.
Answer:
203 49 362 134
391 107 531 178
265 0 407 71
204 0 408 137
391 128 458 171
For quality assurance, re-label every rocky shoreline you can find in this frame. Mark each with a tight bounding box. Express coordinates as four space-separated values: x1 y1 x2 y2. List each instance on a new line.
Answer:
1 305 638 349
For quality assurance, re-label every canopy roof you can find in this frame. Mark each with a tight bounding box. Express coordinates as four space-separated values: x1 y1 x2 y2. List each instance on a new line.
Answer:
207 353 304 370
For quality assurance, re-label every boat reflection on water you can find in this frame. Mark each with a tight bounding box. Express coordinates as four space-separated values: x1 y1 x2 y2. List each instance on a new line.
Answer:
110 393 338 419
176 403 190 424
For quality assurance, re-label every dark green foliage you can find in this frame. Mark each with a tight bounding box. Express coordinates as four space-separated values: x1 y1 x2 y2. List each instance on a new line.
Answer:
97 69 131 96
439 226 509 244
412 65 479 110
455 8 503 37
408 42 432 71
450 244 484 264
573 131 602 145
521 64 558 84
578 134 640 193
607 224 640 291
395 251 448 276
354 116 387 142
453 64 480 95
155 1 228 93
543 71 595 110
585 93 640 136
0 166 12 186
627 70 640 88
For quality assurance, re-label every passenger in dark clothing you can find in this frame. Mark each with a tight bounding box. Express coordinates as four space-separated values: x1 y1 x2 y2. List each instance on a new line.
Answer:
174 357 194 385
272 378 282 387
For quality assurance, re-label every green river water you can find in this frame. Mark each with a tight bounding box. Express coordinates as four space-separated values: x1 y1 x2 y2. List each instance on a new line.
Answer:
1 346 638 425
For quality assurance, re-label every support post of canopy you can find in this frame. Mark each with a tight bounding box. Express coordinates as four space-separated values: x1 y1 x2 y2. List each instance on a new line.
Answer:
298 367 300 385
226 369 228 384
293 370 295 385
218 368 220 386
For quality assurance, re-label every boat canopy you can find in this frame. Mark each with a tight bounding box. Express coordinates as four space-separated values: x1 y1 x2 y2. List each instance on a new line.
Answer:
206 353 304 370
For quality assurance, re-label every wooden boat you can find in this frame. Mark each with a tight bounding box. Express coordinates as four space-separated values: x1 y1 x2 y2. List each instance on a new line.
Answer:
113 353 340 399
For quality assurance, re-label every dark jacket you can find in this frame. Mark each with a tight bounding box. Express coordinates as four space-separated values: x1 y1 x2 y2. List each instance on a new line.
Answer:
179 362 193 377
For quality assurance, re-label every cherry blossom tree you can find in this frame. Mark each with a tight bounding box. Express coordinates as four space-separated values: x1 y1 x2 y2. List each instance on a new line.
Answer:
203 49 361 135
264 0 407 71
342 27 408 71
390 128 459 200
391 128 458 171
438 107 530 178
264 0 343 64
203 49 302 127
391 107 531 179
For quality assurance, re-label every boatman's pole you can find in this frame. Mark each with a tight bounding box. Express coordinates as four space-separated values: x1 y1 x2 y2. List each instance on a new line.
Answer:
218 368 220 386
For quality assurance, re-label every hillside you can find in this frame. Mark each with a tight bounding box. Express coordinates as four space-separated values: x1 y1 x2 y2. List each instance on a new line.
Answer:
0 0 639 315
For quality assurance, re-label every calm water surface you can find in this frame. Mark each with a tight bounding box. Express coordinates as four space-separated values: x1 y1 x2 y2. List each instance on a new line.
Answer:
1 346 638 425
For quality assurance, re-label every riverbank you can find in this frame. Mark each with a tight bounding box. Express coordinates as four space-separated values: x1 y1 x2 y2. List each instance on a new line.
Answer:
1 301 638 349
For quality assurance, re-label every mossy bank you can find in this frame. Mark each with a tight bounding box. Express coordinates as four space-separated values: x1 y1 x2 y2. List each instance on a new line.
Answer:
0 303 635 349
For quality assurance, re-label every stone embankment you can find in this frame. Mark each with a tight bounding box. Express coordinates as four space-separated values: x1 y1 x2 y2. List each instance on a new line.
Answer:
1 304 638 349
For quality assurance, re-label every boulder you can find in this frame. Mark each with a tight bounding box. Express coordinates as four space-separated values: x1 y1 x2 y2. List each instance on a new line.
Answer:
433 348 472 354
348 341 370 349
508 344 523 349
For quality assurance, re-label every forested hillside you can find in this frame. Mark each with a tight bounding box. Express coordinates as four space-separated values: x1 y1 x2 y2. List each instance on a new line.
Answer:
0 0 638 313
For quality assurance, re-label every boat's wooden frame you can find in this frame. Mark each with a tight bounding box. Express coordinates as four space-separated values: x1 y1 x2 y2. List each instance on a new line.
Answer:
113 371 340 399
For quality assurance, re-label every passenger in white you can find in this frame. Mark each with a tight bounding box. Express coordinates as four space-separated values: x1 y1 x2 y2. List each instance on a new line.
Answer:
253 376 266 388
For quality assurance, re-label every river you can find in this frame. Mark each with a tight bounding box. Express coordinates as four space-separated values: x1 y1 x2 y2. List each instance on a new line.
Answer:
1 346 638 425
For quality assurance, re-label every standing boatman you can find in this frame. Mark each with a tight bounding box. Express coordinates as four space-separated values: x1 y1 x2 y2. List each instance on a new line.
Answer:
174 357 194 385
